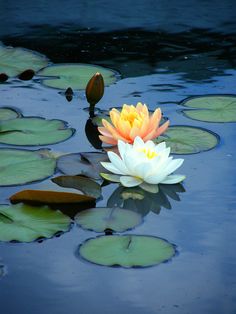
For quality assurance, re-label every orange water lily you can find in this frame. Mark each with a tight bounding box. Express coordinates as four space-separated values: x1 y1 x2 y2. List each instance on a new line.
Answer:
98 102 169 145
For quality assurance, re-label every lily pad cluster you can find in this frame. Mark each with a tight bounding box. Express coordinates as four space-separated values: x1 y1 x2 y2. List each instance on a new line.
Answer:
0 44 49 80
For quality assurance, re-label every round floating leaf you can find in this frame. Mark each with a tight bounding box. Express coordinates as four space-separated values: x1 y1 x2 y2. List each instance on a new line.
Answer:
52 175 101 199
0 45 49 77
0 148 56 186
181 95 236 122
0 117 74 146
0 203 71 242
79 235 175 267
154 125 219 154
38 64 119 90
0 107 21 121
57 152 107 180
76 207 143 232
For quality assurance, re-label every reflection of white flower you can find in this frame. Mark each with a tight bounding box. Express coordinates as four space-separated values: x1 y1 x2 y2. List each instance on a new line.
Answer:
101 137 185 193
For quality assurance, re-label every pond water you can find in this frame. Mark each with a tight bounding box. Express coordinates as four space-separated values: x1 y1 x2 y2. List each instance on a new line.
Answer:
0 2 236 314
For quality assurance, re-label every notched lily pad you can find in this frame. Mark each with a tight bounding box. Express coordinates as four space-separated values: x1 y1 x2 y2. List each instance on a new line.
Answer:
0 45 49 77
75 207 143 232
154 125 219 154
181 95 236 122
38 64 120 90
0 203 71 242
57 152 108 180
79 235 176 268
0 107 21 121
52 175 101 199
0 148 56 186
0 117 74 146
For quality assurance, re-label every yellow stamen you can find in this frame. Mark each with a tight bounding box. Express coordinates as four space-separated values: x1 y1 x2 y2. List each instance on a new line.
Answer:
137 148 158 159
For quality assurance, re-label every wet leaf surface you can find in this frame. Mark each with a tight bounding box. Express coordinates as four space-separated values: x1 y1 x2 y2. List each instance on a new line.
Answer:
79 235 176 267
76 207 143 232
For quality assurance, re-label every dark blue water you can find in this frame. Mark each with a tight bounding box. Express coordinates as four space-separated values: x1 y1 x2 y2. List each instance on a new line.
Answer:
0 1 236 314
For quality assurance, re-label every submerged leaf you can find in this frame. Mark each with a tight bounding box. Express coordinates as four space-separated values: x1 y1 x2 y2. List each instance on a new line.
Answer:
181 95 236 122
0 117 74 146
52 175 101 199
76 207 142 232
57 152 107 180
0 203 71 242
38 64 119 90
79 235 176 267
0 148 56 186
154 125 219 154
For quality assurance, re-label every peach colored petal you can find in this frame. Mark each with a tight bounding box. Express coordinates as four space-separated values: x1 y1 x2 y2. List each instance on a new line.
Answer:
97 126 113 137
139 115 150 137
149 108 162 131
129 126 141 140
142 128 158 141
117 119 131 138
99 135 117 145
110 110 120 128
154 120 170 137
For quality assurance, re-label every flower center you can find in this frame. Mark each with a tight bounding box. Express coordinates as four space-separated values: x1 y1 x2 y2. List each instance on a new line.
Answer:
120 107 143 127
137 148 158 159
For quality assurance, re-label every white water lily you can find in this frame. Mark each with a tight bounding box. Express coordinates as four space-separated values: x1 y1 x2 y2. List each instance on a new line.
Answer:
101 137 185 193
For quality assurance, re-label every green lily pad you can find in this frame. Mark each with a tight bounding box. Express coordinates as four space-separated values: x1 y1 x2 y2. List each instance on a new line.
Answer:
79 235 176 267
57 152 107 180
0 203 71 242
0 107 21 121
154 125 219 154
0 45 49 77
52 175 101 199
38 64 119 90
0 148 56 186
181 95 236 122
75 207 143 232
0 117 74 146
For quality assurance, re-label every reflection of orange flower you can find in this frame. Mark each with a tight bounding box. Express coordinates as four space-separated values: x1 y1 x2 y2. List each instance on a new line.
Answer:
98 102 169 145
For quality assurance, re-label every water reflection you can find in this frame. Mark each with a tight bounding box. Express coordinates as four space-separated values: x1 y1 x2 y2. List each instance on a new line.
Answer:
107 183 185 217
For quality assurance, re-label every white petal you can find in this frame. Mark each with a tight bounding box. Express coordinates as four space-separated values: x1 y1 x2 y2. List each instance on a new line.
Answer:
120 176 143 187
133 136 144 149
101 162 123 175
154 141 166 152
144 172 167 184
100 173 121 182
139 182 159 193
123 151 141 174
165 158 184 175
107 151 129 174
160 174 186 184
134 162 151 179
117 140 129 160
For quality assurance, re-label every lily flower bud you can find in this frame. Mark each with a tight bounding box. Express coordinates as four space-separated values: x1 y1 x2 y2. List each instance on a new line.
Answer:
86 72 104 108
